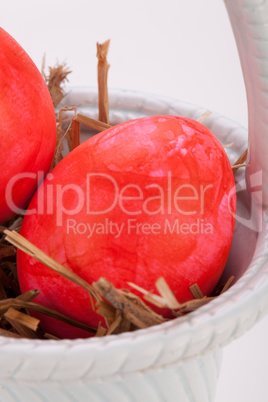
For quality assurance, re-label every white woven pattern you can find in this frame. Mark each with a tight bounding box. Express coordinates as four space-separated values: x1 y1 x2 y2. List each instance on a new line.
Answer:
0 348 222 402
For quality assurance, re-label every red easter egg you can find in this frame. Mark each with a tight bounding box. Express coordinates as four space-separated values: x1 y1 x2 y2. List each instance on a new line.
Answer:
17 115 236 339
0 28 56 223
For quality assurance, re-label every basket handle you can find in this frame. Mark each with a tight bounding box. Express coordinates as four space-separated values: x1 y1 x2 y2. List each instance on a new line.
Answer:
225 0 268 205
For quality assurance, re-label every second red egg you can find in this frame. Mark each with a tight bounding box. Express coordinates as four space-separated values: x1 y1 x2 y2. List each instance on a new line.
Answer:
17 115 236 339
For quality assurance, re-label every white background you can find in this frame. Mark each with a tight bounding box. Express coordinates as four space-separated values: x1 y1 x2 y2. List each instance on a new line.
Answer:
1 0 267 401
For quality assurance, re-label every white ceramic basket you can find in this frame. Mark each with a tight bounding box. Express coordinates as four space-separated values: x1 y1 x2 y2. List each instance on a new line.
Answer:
1 0 268 401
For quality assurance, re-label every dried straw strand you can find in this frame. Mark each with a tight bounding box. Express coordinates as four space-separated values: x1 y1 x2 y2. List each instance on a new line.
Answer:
73 113 111 132
197 110 212 124
95 323 107 337
0 298 96 334
4 308 40 339
173 297 214 314
71 118 80 150
16 289 41 302
220 275 235 294
232 148 248 173
155 277 181 309
189 283 204 299
44 333 60 340
93 278 165 329
127 282 167 308
97 40 110 123
223 142 234 148
96 300 116 328
5 307 40 332
0 328 23 339
0 246 16 260
42 57 72 107
52 107 77 168
4 229 100 303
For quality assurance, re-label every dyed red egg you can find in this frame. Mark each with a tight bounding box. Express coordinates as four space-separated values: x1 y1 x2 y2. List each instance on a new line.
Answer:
0 28 56 223
17 115 236 338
